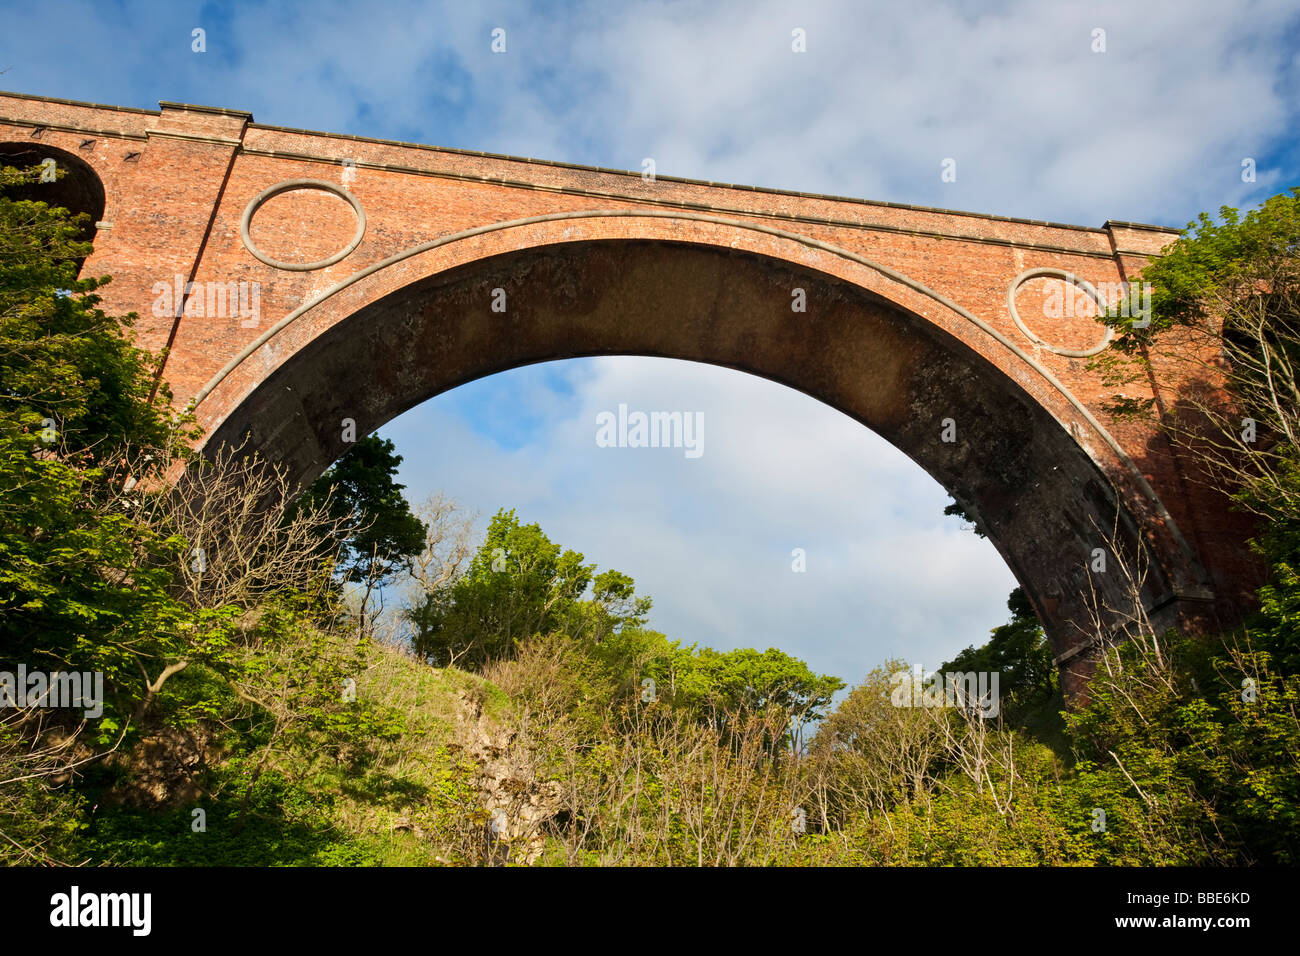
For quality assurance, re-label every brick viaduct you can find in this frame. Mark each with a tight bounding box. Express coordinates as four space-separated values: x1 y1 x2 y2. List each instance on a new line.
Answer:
0 92 1259 692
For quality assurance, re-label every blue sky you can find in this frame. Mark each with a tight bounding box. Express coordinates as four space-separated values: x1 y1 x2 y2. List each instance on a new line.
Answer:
5 0 1299 685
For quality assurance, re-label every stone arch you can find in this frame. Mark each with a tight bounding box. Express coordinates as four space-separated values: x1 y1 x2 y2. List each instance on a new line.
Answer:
0 142 106 252
196 216 1202 687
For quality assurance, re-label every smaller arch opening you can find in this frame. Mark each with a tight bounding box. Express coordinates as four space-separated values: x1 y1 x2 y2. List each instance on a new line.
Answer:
0 142 107 273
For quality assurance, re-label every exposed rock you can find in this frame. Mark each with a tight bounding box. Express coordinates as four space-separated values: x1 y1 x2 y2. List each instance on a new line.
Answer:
454 693 562 865
104 726 224 809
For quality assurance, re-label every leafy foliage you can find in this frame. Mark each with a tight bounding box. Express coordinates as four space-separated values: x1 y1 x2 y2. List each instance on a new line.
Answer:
293 434 426 587
408 508 648 667
940 587 1057 728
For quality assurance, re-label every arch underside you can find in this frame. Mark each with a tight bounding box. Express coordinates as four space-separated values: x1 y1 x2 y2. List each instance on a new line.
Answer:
204 239 1176 668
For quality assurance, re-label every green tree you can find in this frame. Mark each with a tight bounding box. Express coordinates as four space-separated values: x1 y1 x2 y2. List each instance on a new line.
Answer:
0 164 186 465
941 587 1056 726
808 659 945 826
0 161 194 719
684 646 843 724
293 434 426 616
0 165 382 865
411 509 590 666
0 162 195 860
1064 631 1300 864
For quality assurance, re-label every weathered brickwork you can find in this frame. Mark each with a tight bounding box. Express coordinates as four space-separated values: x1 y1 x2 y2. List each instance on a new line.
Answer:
0 91 1260 693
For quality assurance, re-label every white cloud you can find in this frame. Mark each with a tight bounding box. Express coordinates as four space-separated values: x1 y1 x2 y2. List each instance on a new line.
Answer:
515 0 1299 224
11 0 1294 223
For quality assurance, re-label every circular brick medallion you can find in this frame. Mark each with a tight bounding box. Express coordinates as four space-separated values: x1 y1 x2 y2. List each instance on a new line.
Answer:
1007 267 1114 358
240 179 366 271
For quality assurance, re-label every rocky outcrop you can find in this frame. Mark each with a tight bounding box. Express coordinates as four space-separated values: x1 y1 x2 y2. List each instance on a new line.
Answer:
453 693 561 865
104 725 224 808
